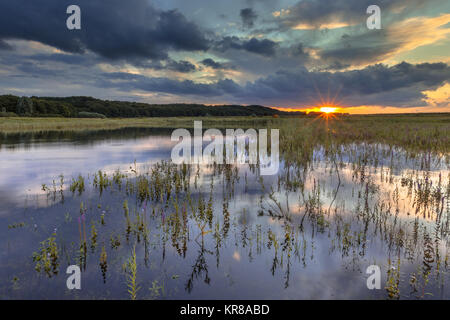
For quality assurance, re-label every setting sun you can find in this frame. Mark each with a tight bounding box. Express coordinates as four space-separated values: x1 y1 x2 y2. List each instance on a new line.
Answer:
319 107 337 113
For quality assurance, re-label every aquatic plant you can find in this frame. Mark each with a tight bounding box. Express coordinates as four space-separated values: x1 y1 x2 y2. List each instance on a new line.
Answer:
32 233 59 277
125 245 139 300
70 175 85 195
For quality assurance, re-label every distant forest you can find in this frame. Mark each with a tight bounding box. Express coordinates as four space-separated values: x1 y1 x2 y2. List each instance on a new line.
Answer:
0 95 305 118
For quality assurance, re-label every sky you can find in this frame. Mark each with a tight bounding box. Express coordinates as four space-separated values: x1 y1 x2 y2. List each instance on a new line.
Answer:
0 0 449 113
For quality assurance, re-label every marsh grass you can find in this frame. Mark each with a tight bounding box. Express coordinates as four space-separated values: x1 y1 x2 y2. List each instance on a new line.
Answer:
0 116 271 133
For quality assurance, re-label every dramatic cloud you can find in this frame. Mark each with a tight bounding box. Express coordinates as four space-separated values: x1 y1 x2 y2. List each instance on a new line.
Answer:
201 58 235 70
89 62 450 107
0 0 449 111
215 37 278 57
0 0 209 61
166 60 197 73
318 14 450 67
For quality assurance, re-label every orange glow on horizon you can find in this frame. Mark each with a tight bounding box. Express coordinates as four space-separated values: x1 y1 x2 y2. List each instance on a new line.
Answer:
272 106 344 114
271 105 450 114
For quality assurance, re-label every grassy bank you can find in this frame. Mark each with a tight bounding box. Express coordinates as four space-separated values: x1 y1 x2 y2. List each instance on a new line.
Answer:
3 113 448 132
0 116 275 132
1 114 449 155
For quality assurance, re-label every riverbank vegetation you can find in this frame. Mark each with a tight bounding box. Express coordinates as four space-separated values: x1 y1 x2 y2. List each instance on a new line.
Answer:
1 113 449 155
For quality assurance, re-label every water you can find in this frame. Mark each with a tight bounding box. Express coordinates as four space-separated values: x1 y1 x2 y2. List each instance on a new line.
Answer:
0 128 449 299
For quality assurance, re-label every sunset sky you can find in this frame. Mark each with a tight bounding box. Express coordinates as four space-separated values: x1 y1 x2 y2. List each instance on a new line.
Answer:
0 0 449 113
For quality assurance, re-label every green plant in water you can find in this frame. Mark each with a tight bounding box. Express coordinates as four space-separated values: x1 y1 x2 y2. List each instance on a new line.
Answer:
385 258 401 299
100 246 108 283
32 233 59 277
70 175 85 195
125 245 139 300
90 222 98 252
137 176 150 202
93 170 110 194
110 234 121 249
113 169 126 188
8 222 25 229
149 280 165 300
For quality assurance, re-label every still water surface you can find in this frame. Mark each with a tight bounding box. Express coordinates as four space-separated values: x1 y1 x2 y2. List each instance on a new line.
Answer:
0 128 449 299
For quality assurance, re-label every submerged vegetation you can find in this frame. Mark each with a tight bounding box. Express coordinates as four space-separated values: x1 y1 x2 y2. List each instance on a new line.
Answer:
1 114 449 299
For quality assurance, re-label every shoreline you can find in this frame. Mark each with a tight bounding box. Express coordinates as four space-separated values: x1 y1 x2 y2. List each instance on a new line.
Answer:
1 113 449 133
0 116 276 133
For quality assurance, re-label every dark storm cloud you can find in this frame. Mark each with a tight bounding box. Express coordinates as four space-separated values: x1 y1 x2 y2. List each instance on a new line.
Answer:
0 0 210 61
215 37 278 56
200 58 235 70
240 8 258 28
201 58 222 69
243 38 278 56
166 60 196 73
124 58 196 73
94 62 449 107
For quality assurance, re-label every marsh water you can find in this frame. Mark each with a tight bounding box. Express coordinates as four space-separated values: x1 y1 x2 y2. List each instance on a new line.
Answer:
0 128 449 299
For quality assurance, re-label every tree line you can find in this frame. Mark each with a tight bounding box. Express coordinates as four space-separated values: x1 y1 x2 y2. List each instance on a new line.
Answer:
0 95 305 118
